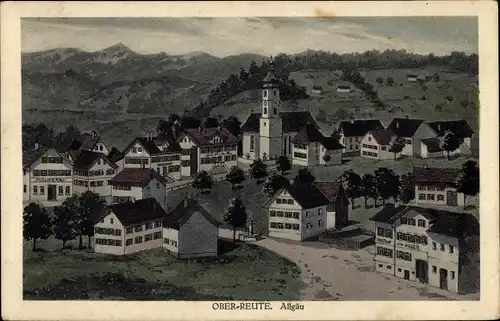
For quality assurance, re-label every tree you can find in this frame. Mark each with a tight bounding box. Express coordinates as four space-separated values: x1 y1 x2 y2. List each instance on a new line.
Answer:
457 160 479 207
376 76 384 84
222 116 242 138
53 205 77 249
388 138 405 160
374 168 400 206
249 159 268 183
226 166 246 189
223 197 248 242
203 116 219 129
386 77 394 86
322 154 331 163
263 174 290 197
432 72 440 82
192 171 213 193
77 191 106 249
399 173 415 204
340 170 362 209
23 203 52 251
180 116 201 129
276 156 291 175
157 119 173 138
442 131 462 159
361 173 378 207
294 168 315 184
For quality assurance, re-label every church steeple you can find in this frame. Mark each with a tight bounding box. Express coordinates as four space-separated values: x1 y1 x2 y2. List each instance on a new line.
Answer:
263 56 280 88
261 56 280 118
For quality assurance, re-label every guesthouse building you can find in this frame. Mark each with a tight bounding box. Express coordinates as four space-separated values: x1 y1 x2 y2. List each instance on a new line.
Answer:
386 117 438 157
337 119 384 154
412 167 464 207
360 129 399 160
291 123 344 166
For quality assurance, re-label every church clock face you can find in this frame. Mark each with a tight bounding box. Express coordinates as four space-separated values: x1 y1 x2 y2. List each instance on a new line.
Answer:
263 101 267 107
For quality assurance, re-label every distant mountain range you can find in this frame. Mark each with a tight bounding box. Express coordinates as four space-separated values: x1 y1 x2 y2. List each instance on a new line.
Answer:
22 43 266 115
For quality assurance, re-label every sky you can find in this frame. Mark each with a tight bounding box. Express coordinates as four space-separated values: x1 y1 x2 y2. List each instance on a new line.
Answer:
21 17 478 57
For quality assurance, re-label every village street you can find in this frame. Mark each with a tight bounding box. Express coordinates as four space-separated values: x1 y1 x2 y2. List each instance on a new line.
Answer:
253 237 480 301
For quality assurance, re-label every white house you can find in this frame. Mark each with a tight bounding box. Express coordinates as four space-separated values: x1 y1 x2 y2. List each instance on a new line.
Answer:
412 167 465 207
108 168 172 209
311 85 323 95
69 130 110 155
162 198 220 259
70 149 118 199
263 181 349 241
94 198 166 255
386 117 438 157
336 85 352 93
360 129 400 160
241 57 319 163
426 120 474 157
122 135 182 181
338 119 384 153
370 205 479 293
177 126 238 178
291 123 344 166
23 144 73 204
407 74 419 82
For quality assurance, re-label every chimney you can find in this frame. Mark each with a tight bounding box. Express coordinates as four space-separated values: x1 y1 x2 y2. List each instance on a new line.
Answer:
437 123 441 132
91 130 97 140
217 125 221 132
396 121 399 128
405 115 409 119
34 142 39 151
198 127 201 133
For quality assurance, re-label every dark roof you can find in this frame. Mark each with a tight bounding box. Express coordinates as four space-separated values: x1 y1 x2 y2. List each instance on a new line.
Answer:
386 118 425 137
262 61 280 88
23 145 50 168
339 119 384 137
107 198 167 227
427 120 474 138
163 199 220 230
314 181 347 204
292 123 344 150
68 140 83 151
109 168 171 186
107 147 124 162
123 136 182 155
412 167 461 185
337 85 351 89
407 74 418 78
312 85 323 90
264 181 330 209
421 138 443 153
184 127 238 146
370 205 479 238
370 129 395 145
242 111 318 133
72 149 118 170
79 131 101 150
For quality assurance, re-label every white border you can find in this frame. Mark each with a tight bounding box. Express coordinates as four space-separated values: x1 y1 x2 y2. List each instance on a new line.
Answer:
1 1 499 320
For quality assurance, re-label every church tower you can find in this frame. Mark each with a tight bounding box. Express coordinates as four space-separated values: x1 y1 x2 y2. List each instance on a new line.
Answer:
259 57 283 161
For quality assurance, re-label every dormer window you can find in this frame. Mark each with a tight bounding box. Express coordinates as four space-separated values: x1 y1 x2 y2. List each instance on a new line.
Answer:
273 90 277 96
274 108 277 114
214 137 220 143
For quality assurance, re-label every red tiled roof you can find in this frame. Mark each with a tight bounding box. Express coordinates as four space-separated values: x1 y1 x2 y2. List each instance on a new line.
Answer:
23 145 50 168
412 167 461 185
184 127 238 146
109 168 171 186
314 181 346 204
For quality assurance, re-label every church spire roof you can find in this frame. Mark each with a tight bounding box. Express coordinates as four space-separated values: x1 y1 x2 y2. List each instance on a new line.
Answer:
263 55 280 88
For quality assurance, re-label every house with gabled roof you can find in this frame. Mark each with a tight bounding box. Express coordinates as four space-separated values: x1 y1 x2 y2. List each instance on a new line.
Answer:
240 57 320 163
263 180 349 241
177 126 238 177
386 117 438 157
108 168 172 208
425 120 474 157
94 198 167 255
370 204 479 293
338 119 384 154
70 149 119 198
122 133 182 181
360 129 400 160
23 143 74 204
291 123 344 166
162 197 220 259
412 167 464 207
69 130 110 155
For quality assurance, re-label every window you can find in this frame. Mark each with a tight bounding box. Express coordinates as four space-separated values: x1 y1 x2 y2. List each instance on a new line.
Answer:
135 236 143 244
418 193 426 200
58 186 63 195
285 223 292 229
270 210 276 217
317 208 322 215
292 224 300 230
432 266 437 273
276 199 282 204
449 245 454 254
287 199 294 204
263 108 267 115
377 247 393 258
285 212 292 218
432 242 437 250
451 271 455 280
318 219 323 227
33 186 38 194
400 217 408 225
306 223 312 229
396 250 412 261
155 221 162 228
418 219 426 227
305 211 309 218
387 265 391 269
407 219 416 226
164 238 170 244
24 185 27 193
277 211 284 217
126 239 133 246
377 227 384 236
385 229 393 239
378 264 383 268
110 218 114 224
40 186 45 195
249 136 255 152
134 225 143 233
381 146 387 151
145 234 153 242
427 194 435 201
293 212 300 219
437 194 445 201
153 232 162 239
440 244 445 251
115 229 121 236
145 222 153 230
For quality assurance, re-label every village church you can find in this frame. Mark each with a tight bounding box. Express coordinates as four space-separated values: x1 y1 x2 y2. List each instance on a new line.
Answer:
241 58 318 162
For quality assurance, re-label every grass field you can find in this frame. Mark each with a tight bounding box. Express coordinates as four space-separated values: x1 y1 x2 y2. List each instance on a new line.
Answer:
23 239 302 300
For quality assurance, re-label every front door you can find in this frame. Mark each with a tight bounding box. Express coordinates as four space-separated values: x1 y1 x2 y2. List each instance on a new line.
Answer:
439 268 448 290
404 270 410 280
416 259 428 283
47 185 57 201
